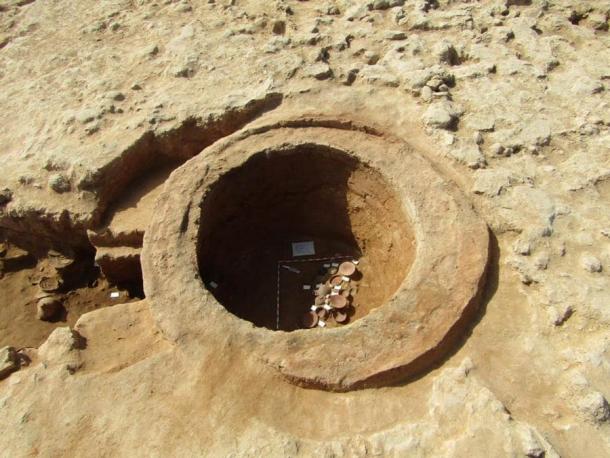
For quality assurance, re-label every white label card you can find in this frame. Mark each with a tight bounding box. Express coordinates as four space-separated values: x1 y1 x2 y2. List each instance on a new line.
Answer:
291 241 316 257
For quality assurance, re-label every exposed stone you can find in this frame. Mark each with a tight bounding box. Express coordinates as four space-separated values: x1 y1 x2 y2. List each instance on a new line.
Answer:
140 44 159 57
358 65 399 87
364 50 380 65
384 30 406 41
577 391 610 424
0 346 19 380
581 255 602 273
36 295 64 321
422 100 462 130
551 304 573 326
516 425 546 458
0 188 12 206
513 238 531 256
418 85 432 102
466 114 495 132
38 327 84 374
106 91 125 101
271 20 286 35
370 0 405 10
490 143 505 156
304 62 332 80
0 245 33 272
450 144 486 169
472 168 515 196
48 173 71 193
518 119 552 147
75 108 101 124
434 40 460 65
533 253 550 270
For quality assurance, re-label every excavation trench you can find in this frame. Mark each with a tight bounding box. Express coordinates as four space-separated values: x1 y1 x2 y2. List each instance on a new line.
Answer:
197 146 415 331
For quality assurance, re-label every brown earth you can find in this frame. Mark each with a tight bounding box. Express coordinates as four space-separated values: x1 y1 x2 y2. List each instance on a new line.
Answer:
0 0 609 456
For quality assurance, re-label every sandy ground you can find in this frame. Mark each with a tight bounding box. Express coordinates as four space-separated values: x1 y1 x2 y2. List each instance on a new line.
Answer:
0 0 609 456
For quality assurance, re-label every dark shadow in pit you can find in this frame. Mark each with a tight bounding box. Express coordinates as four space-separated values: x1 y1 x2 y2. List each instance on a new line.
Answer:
379 228 500 390
197 146 414 332
197 147 361 331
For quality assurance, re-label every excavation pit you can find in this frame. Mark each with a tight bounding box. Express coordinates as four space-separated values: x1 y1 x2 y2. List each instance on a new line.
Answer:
197 147 415 331
142 119 489 390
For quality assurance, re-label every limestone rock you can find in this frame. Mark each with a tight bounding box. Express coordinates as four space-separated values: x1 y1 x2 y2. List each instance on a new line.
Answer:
433 40 460 65
271 20 286 35
449 144 486 169
517 119 552 147
550 304 573 326
38 327 84 373
577 391 610 424
581 255 602 273
0 188 12 206
363 50 380 65
0 346 19 380
48 174 71 193
358 65 399 87
36 295 64 321
75 108 101 124
422 101 462 130
513 238 531 256
304 63 332 80
384 30 406 41
370 0 405 10
472 168 516 196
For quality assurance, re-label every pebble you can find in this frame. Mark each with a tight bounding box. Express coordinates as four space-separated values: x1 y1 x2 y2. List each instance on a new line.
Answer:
358 65 399 87
465 114 495 132
141 44 159 57
37 296 63 321
0 346 19 380
304 63 332 80
472 168 514 196
420 85 433 102
364 51 380 65
450 145 486 169
581 255 602 273
384 30 407 41
370 0 405 10
75 108 101 124
490 143 505 156
577 391 610 424
48 174 71 193
342 67 360 86
533 253 550 270
513 239 531 256
422 101 460 130
106 91 125 101
272 20 286 35
551 304 573 326
175 2 192 13
434 40 460 65
0 188 12 206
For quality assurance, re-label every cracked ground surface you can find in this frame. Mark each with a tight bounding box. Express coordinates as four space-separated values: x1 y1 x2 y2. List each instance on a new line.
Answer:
0 1 609 456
